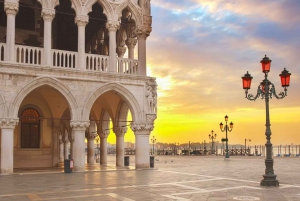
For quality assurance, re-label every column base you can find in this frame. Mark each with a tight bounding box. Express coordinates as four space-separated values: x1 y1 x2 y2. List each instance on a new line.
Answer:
261 175 279 187
136 163 150 169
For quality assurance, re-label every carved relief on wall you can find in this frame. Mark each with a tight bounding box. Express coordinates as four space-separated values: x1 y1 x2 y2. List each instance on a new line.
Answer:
146 78 157 114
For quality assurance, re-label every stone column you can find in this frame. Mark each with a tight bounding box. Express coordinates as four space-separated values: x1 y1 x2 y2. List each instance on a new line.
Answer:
41 8 55 66
52 127 59 166
64 130 69 159
131 122 154 169
114 127 127 167
69 129 75 159
125 38 137 59
100 130 109 166
106 21 120 72
0 119 18 174
4 2 18 62
59 132 64 163
75 15 88 70
87 121 97 164
70 121 89 171
136 28 148 76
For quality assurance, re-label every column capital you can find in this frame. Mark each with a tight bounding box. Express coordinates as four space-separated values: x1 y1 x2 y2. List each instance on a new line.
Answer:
70 121 90 131
106 21 120 32
113 126 128 137
117 46 127 57
87 132 97 139
136 26 151 38
75 15 89 26
4 2 18 15
130 122 153 134
125 38 137 49
42 8 55 21
0 118 18 129
99 131 109 138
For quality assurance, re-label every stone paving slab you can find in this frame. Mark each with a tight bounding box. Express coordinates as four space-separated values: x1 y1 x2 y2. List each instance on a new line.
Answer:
0 156 300 201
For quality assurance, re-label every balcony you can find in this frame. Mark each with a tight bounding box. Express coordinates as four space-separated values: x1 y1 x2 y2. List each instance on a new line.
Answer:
0 43 139 75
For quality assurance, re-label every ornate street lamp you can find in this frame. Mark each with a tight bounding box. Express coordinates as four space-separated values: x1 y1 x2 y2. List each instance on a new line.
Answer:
220 115 234 158
151 136 156 155
245 139 251 156
241 55 291 187
208 130 217 154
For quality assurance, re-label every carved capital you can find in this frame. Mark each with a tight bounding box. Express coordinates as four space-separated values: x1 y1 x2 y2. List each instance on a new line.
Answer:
70 121 90 131
106 21 120 32
99 131 109 138
4 2 19 15
42 8 55 21
136 26 151 38
117 46 127 57
87 132 97 139
75 15 89 26
0 118 19 129
125 38 137 49
146 114 157 123
113 126 128 137
130 122 153 133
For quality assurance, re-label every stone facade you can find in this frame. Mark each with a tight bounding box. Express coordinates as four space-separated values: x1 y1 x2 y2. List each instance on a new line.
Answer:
0 0 156 174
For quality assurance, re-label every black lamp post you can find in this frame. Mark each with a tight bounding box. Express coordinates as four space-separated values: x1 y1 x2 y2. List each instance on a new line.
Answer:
208 130 217 154
151 136 156 155
220 115 233 158
241 55 291 187
245 139 251 156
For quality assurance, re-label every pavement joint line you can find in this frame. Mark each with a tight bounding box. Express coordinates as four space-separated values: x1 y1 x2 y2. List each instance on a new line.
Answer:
167 185 262 196
171 183 205 191
107 193 135 201
163 195 190 201
25 193 133 201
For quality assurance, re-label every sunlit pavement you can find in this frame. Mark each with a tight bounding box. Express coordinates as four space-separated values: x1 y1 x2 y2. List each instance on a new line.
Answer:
1 156 300 201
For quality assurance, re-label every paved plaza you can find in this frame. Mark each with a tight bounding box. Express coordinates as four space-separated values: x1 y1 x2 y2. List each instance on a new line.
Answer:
0 155 300 201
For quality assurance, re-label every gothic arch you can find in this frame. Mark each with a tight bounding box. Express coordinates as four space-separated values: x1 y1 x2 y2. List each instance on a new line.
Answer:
0 91 7 118
116 0 142 27
83 82 141 122
9 76 79 120
115 100 129 127
37 0 59 10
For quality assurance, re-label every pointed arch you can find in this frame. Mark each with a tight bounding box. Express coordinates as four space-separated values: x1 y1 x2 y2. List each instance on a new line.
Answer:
116 0 143 27
0 91 7 118
9 76 79 120
83 82 141 122
115 100 129 127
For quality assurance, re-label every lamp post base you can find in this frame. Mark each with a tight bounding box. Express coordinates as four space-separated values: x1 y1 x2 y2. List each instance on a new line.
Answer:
260 175 279 187
225 153 230 158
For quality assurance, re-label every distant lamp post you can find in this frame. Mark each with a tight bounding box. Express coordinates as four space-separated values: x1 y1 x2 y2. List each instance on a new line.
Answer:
208 130 217 154
220 115 234 158
204 140 207 155
245 139 251 156
241 55 291 187
151 136 156 155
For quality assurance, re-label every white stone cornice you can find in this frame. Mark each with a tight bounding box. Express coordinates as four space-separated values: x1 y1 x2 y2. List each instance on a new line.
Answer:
41 8 55 21
75 15 89 26
130 122 153 133
4 2 19 15
0 118 18 129
70 121 90 130
125 38 137 49
106 21 120 32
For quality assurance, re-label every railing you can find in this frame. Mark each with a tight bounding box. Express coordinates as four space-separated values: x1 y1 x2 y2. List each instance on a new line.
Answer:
117 58 139 75
0 43 140 75
52 49 77 68
86 53 109 72
15 45 43 65
0 43 5 61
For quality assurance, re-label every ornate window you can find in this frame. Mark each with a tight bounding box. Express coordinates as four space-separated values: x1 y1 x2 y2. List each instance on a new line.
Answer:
21 108 40 148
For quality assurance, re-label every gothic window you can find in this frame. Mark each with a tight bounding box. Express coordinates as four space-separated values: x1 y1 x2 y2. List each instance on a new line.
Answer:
16 2 36 31
21 108 40 148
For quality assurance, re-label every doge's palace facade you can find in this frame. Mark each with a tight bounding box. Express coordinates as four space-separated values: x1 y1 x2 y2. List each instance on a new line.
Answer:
0 0 156 174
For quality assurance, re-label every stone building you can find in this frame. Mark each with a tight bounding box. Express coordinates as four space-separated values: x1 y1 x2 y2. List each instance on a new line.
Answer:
0 0 156 174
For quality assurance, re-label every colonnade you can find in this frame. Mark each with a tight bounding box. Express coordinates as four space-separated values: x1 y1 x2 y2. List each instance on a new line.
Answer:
3 1 148 76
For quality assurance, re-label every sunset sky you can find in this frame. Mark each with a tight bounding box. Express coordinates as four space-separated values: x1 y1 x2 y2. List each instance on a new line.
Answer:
118 0 300 146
